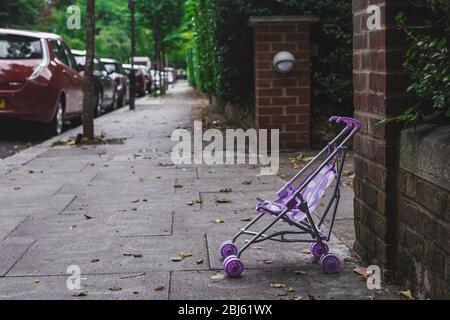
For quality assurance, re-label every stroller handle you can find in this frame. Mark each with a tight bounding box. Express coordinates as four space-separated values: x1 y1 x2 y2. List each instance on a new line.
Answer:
329 116 362 132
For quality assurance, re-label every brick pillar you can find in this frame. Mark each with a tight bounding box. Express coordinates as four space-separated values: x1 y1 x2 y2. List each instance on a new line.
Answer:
353 0 414 275
250 16 319 150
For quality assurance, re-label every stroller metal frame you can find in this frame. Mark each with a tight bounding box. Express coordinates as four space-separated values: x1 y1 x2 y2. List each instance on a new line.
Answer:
221 117 361 277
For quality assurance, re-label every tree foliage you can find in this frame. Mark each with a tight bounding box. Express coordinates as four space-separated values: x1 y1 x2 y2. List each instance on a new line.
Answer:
138 0 185 63
0 0 47 28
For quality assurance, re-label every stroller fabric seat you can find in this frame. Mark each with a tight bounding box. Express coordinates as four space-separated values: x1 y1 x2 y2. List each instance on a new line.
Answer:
258 164 336 224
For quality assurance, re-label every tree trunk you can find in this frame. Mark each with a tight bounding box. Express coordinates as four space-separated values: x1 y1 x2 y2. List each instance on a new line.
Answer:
82 0 95 140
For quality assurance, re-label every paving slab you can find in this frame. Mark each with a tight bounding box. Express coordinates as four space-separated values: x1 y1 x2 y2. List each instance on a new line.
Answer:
0 237 36 276
200 190 277 212
8 234 208 276
197 165 263 179
0 272 169 300
0 216 28 240
170 268 396 300
0 194 77 218
24 157 91 173
175 175 284 194
9 209 173 239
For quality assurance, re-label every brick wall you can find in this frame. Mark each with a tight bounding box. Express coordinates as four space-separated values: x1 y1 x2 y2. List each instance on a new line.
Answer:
253 20 313 150
396 126 450 299
353 0 450 298
353 0 412 273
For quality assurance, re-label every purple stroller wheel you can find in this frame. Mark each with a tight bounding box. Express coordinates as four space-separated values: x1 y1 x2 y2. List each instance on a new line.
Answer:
223 254 236 267
224 256 244 277
220 241 238 259
309 242 329 259
320 253 340 274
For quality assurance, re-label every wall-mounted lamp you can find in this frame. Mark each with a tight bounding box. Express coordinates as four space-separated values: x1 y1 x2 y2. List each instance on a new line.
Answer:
273 51 296 74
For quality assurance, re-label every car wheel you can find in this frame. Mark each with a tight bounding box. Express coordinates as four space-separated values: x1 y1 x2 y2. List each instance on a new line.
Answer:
95 90 103 118
48 99 65 136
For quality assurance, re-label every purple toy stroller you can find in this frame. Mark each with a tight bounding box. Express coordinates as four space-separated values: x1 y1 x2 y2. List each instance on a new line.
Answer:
220 116 361 277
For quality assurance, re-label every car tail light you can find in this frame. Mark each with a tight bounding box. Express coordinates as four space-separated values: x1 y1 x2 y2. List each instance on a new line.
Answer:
28 39 50 81
114 76 121 85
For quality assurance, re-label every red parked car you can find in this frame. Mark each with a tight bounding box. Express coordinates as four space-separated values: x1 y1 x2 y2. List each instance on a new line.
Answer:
0 29 84 135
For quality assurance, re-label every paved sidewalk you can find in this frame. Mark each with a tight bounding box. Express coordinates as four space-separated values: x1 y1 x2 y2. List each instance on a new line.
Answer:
0 82 396 300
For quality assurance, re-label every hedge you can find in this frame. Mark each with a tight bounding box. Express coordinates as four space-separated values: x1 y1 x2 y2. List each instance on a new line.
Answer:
392 1 450 124
188 0 353 118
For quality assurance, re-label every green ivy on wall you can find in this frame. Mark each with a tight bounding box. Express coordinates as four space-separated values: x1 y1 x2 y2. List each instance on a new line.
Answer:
392 0 450 124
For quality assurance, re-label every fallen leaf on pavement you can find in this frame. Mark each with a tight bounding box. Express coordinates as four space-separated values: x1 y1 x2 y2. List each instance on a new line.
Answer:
219 188 233 193
196 259 204 265
242 181 252 185
84 215 93 220
187 199 202 206
213 218 225 224
91 258 100 263
400 290 413 299
33 279 40 284
294 270 306 275
133 290 140 295
290 296 304 301
353 266 372 279
270 284 286 289
159 163 175 167
287 287 296 293
179 252 192 258
154 285 165 291
342 170 354 177
300 248 311 254
123 252 142 258
251 245 263 250
215 198 232 204
139 178 145 183
301 156 315 162
109 287 122 292
174 184 183 188
171 256 183 262
171 252 192 262
211 273 225 280
240 218 252 222
70 224 77 230
263 259 273 264
73 291 88 297
131 199 140 203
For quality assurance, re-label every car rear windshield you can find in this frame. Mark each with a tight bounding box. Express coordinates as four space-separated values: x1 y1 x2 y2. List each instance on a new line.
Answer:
73 55 86 66
104 62 124 74
0 34 43 59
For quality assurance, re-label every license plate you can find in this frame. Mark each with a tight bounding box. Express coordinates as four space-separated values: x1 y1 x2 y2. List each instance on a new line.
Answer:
0 99 5 109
